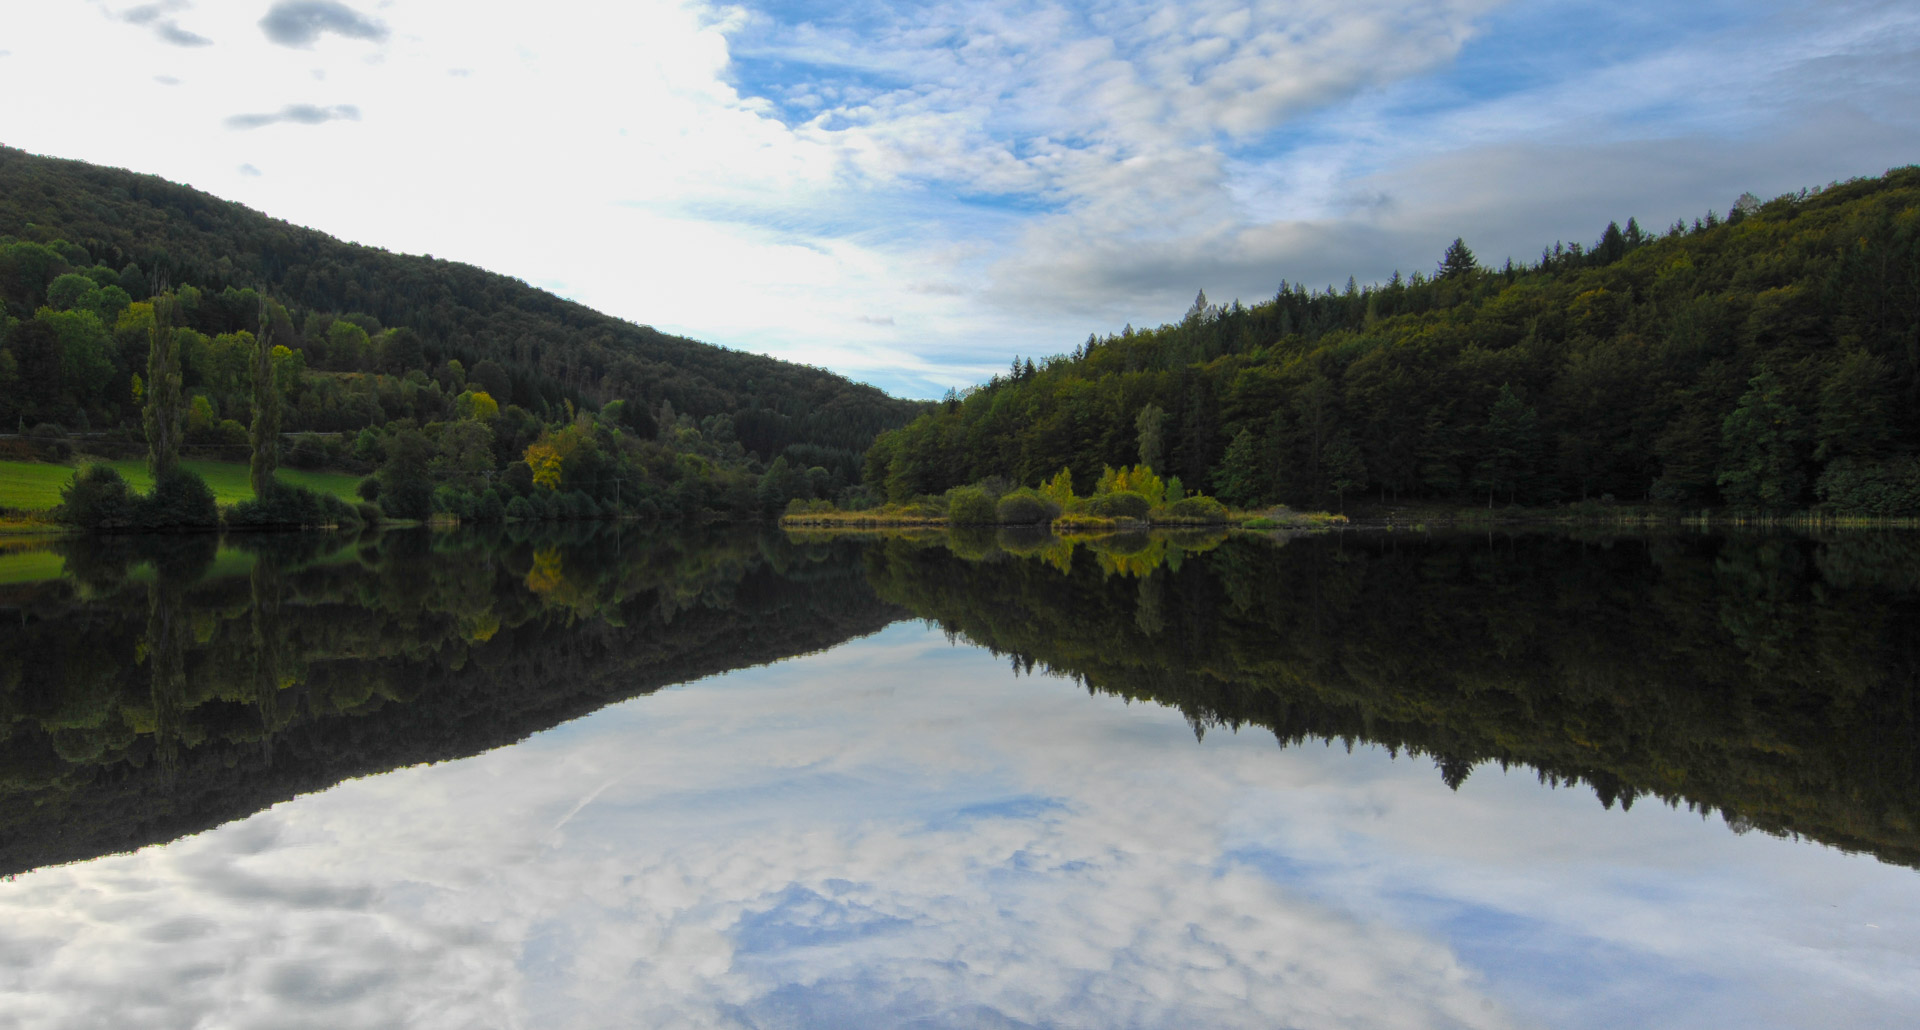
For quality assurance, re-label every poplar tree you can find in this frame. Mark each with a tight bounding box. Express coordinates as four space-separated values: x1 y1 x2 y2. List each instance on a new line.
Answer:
143 290 184 479
248 297 281 497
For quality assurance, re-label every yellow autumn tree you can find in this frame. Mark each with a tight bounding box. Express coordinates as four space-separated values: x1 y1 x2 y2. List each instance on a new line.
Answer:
523 423 589 491
1040 467 1076 508
524 442 564 491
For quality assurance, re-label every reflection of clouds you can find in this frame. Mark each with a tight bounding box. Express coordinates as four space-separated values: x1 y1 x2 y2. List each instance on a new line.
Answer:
2 624 1917 1028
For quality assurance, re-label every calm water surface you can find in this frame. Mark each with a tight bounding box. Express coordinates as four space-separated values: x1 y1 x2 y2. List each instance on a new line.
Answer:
0 526 1916 1028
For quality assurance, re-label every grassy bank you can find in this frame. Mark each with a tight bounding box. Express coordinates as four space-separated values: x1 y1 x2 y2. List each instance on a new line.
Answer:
781 501 1345 532
0 459 362 514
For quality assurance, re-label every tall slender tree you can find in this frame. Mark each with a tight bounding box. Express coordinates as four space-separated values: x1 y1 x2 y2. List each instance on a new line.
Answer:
143 289 184 479
248 297 281 497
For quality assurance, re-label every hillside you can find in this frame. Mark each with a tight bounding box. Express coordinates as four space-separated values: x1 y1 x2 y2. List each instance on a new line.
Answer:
867 167 1920 515
0 145 921 459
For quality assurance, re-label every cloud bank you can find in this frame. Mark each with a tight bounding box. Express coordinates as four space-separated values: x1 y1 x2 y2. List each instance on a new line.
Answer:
259 0 389 48
6 0 1920 396
224 102 361 130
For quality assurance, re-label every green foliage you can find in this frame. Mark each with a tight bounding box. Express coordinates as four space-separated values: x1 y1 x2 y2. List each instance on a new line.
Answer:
1083 491 1151 519
134 467 219 528
1210 430 1264 507
995 490 1060 525
1160 494 1228 522
376 427 436 520
226 483 359 528
945 485 997 525
864 167 1920 513
1815 455 1920 516
1717 365 1808 510
0 146 919 457
54 464 136 528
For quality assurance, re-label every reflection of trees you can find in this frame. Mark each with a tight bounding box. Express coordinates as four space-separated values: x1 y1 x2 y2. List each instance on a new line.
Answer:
865 529 1920 869
0 526 903 875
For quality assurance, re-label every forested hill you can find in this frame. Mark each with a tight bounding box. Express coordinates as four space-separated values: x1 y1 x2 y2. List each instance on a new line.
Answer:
0 145 920 455
868 166 1920 515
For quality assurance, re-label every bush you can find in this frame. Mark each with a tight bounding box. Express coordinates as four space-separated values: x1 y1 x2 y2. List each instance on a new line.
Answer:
55 465 137 528
995 490 1061 525
136 467 219 528
228 483 360 528
1160 494 1228 522
1084 490 1150 519
286 433 335 469
356 476 381 501
505 495 533 521
355 501 384 524
475 490 507 522
1816 455 1920 516
946 485 997 525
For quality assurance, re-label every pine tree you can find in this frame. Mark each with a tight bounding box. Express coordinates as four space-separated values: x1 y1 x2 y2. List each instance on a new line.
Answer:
1439 238 1478 280
1717 365 1807 509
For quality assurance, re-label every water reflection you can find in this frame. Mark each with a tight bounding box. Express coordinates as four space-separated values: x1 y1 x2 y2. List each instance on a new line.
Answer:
0 526 901 874
1 525 1917 1027
2 623 1915 1028
862 528 1920 868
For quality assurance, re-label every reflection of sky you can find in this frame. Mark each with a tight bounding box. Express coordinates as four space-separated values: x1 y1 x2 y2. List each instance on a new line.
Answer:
2 624 1917 1029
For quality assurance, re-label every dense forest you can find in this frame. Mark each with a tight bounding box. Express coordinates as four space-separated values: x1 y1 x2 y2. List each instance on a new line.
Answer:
0 526 902 874
867 168 1920 516
863 529 1920 868
0 146 924 522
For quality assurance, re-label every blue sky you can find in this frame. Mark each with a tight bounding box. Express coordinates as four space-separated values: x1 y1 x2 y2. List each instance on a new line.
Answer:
3 1 1919 398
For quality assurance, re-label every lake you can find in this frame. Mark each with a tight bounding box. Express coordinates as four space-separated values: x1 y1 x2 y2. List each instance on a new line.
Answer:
1 525 1916 1028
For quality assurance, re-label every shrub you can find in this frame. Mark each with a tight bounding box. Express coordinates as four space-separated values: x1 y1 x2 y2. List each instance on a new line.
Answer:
136 467 219 528
996 490 1061 525
1160 494 1228 522
475 490 507 522
946 485 997 525
505 495 533 521
1241 517 1278 530
356 476 381 501
1084 490 1150 519
1816 455 1920 516
55 465 136 528
355 501 384 524
229 483 360 528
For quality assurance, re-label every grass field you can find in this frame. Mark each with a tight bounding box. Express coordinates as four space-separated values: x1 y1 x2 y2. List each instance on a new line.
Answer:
0 459 362 513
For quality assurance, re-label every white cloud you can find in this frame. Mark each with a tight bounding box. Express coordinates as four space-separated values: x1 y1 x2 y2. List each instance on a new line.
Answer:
1 623 1916 1028
4 1 1918 397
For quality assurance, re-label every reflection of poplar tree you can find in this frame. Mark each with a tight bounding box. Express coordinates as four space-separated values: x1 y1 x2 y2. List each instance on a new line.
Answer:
249 552 285 765
144 573 188 788
143 289 185 479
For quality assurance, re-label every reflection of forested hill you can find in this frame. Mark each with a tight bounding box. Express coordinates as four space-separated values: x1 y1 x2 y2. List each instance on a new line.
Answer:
865 530 1920 868
0 528 905 875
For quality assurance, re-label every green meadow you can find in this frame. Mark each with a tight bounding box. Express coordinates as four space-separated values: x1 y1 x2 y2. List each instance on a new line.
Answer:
0 459 362 514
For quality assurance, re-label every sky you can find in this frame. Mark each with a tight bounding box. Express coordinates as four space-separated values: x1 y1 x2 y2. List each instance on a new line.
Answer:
3 620 1916 1029
3 1 1919 398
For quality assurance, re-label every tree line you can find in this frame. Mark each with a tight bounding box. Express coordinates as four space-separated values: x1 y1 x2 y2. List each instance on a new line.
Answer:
0 145 922 468
866 168 1920 515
